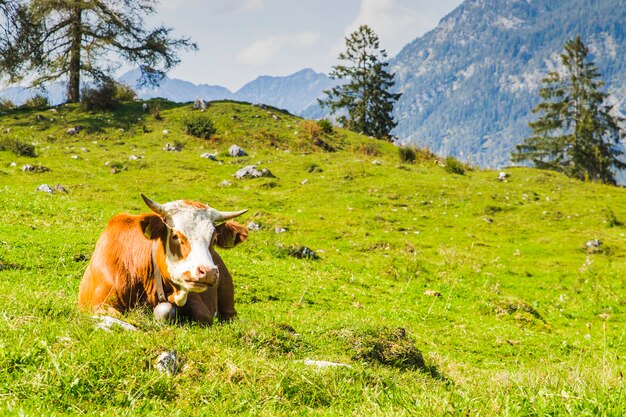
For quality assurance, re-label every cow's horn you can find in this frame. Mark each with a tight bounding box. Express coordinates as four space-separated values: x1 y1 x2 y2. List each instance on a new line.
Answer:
210 208 248 222
141 194 167 217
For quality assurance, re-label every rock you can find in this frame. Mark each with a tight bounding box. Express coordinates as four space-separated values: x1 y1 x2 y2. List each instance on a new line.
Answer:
36 184 54 193
80 147 89 153
372 160 382 165
253 103 268 109
228 144 247 157
220 180 231 187
585 239 602 248
302 359 352 369
498 172 509 181
128 154 140 161
301 179 308 185
200 152 218 160
54 183 68 193
162 129 169 135
163 143 181 152
93 315 137 332
247 222 262 231
274 227 287 234
22 164 50 173
235 165 275 179
155 351 179 376
9 162 16 167
70 155 79 159
272 114 279 121
66 126 83 135
193 98 207 110
424 290 442 297
291 246 318 260
484 217 493 224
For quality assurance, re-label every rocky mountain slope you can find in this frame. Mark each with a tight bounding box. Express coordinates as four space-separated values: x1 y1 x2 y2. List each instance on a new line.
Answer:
390 0 626 167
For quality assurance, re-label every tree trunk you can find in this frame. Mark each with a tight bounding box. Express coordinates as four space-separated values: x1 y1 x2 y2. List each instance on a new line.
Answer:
66 4 82 103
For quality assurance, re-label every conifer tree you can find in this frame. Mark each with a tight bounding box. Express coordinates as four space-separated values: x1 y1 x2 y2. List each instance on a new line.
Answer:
319 25 401 141
0 0 196 103
512 36 625 184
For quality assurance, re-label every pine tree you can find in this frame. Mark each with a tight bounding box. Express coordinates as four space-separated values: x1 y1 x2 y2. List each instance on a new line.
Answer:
0 0 196 103
512 36 625 184
319 25 401 141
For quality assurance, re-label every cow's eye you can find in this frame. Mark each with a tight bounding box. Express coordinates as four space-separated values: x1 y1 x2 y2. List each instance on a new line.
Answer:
172 234 179 241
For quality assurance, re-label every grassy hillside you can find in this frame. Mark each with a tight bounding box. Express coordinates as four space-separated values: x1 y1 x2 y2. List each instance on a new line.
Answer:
0 100 624 416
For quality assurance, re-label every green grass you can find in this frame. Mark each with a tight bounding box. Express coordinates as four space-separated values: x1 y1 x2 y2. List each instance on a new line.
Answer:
0 100 625 415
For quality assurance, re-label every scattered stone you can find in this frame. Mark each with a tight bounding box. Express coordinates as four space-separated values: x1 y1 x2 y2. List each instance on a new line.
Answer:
93 315 137 332
54 183 68 193
220 180 231 187
9 162 16 167
247 222 262 231
155 351 180 376
193 98 207 110
70 155 79 159
163 143 181 152
200 152 218 160
498 172 509 181
301 179 308 185
484 217 494 224
128 154 139 161
272 114 279 121
80 147 89 153
291 246 318 260
235 165 275 179
36 184 54 193
229 144 247 157
424 290 442 297
274 227 287 234
302 359 352 369
162 129 169 135
66 126 83 135
22 164 50 173
585 239 604 254
585 239 602 249
253 103 268 109
372 160 382 165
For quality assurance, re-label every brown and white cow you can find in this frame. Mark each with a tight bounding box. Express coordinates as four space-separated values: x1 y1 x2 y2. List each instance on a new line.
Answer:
78 194 248 324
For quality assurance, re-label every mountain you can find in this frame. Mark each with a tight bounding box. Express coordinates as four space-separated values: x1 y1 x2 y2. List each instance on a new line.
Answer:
117 69 235 103
235 68 337 114
390 0 626 168
0 68 335 116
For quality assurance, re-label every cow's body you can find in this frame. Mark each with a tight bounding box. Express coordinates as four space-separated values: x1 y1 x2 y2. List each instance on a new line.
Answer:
79 196 247 324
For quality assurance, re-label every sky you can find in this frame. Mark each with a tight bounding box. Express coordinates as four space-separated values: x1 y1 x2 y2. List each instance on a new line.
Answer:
149 0 464 92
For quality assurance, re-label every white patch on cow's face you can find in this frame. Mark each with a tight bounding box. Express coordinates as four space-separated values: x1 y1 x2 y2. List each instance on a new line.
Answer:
161 201 219 293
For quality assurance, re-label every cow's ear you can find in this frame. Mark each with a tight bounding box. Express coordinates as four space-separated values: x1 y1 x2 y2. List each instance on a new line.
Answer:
141 215 167 240
215 221 248 248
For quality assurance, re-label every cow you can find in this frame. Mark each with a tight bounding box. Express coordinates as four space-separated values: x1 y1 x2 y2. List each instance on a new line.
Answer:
78 194 248 325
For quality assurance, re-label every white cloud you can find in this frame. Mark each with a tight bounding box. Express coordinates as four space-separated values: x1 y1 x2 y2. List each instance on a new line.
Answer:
336 0 434 56
160 0 264 13
236 32 321 67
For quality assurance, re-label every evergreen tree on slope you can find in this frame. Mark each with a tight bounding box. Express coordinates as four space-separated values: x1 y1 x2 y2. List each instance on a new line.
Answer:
0 0 196 103
319 25 401 141
512 36 625 184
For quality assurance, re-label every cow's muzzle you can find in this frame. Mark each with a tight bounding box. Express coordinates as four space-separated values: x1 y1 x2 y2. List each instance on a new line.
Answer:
185 265 219 290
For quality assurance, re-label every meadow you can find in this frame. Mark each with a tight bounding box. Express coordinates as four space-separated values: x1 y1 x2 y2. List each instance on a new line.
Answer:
0 100 624 416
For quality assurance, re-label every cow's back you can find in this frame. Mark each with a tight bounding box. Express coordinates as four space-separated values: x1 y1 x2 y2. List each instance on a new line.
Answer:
79 213 155 311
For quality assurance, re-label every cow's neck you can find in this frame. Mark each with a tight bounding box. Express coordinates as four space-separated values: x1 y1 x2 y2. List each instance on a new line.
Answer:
152 241 188 306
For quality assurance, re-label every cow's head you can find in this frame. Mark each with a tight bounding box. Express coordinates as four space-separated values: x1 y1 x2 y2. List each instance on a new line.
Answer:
140 194 247 306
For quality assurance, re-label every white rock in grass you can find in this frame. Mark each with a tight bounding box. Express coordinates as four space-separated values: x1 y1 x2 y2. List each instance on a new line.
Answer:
36 184 54 193
302 359 352 369
93 315 137 332
155 351 180 376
